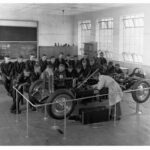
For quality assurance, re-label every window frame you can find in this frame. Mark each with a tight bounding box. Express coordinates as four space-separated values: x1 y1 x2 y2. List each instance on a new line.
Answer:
120 14 144 62
96 18 114 57
78 20 92 56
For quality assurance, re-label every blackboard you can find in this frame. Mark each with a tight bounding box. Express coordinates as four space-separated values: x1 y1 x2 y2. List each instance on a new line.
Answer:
0 42 37 59
0 26 37 41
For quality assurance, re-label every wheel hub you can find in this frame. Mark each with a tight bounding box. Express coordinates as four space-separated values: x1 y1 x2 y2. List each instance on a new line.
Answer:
32 85 49 103
52 95 72 117
137 84 149 101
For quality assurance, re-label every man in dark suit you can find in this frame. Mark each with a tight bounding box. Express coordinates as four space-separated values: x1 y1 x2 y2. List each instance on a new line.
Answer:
72 55 81 68
11 67 33 114
99 52 107 66
39 54 47 72
114 64 123 75
106 61 115 75
80 54 90 67
13 55 25 78
12 56 26 105
89 57 99 74
30 63 41 82
81 59 90 79
74 65 83 80
65 54 73 68
49 56 57 71
55 52 66 68
25 54 36 73
1 55 14 95
66 65 76 78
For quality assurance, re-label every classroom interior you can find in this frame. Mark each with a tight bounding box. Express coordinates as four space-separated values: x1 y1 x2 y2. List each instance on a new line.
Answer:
0 3 150 146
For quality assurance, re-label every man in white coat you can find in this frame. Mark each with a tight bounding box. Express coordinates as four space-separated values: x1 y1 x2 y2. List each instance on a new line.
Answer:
92 73 123 120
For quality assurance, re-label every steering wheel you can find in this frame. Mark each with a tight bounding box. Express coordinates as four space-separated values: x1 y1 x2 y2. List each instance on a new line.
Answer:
130 68 145 78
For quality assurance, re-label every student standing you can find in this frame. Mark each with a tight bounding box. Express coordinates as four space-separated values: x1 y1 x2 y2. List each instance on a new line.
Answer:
13 55 25 78
49 56 57 71
26 54 36 73
1 55 14 95
81 59 90 78
99 52 107 66
11 68 32 114
89 57 99 74
39 54 47 73
106 61 115 75
55 52 66 68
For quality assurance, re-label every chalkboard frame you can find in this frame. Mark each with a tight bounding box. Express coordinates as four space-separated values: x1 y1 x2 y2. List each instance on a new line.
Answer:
0 19 39 59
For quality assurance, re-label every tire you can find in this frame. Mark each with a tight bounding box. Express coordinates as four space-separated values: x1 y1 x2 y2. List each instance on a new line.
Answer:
46 89 76 120
132 80 150 103
29 79 49 104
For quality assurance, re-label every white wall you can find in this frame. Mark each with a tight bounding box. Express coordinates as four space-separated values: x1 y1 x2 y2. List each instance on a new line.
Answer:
0 10 74 46
73 4 150 66
1 4 150 65
37 14 74 46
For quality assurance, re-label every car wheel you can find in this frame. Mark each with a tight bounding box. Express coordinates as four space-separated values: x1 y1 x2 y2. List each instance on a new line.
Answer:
29 79 49 104
132 80 150 103
46 89 75 120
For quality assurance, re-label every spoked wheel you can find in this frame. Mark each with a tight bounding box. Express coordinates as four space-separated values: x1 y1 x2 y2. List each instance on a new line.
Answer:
132 80 150 103
29 80 49 104
46 89 75 120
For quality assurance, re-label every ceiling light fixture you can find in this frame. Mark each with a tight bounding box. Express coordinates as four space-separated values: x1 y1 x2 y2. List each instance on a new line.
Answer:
62 9 64 25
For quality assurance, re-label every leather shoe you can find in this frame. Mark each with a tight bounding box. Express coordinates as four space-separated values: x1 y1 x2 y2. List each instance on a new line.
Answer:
11 109 21 114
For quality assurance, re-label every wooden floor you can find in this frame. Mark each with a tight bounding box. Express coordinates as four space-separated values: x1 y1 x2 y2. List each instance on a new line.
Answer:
0 83 150 145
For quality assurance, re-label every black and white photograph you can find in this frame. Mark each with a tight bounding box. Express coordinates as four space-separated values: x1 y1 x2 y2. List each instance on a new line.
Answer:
0 0 150 147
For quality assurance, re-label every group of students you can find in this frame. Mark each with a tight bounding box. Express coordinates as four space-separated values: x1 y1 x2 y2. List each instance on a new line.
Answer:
0 54 41 113
42 51 123 80
0 51 124 118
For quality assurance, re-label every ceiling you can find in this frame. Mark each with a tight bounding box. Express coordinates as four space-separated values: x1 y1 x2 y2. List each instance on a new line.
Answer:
0 3 130 16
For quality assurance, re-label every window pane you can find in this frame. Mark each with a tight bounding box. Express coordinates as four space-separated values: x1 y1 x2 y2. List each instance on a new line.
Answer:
96 18 113 56
86 23 91 30
81 23 86 30
78 20 91 55
101 22 107 29
124 19 134 28
120 14 144 62
134 18 144 27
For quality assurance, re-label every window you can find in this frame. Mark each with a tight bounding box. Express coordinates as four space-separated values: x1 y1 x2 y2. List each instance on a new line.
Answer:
96 18 113 57
120 14 144 61
78 20 91 56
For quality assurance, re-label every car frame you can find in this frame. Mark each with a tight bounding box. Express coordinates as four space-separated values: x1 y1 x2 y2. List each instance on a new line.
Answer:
29 67 150 120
